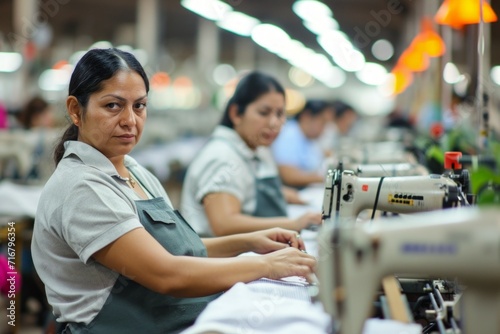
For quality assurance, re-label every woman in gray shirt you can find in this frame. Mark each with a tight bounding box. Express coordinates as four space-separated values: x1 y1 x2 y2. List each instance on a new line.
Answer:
31 48 316 334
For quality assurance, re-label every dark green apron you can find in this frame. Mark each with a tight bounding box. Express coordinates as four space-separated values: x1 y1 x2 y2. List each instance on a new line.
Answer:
253 174 289 217
67 196 220 334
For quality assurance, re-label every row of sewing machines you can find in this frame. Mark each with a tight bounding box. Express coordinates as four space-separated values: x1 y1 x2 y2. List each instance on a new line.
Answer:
314 144 499 334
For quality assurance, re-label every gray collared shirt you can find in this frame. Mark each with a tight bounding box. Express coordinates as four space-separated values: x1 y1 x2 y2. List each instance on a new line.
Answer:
31 140 174 324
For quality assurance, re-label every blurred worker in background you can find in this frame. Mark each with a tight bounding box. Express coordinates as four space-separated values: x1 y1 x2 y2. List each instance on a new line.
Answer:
17 96 56 130
271 99 333 188
32 49 316 334
181 71 322 237
318 100 358 154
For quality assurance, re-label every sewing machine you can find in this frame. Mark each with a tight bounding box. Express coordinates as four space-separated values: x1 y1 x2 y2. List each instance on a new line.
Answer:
317 207 500 334
333 141 416 165
322 169 471 226
354 162 429 177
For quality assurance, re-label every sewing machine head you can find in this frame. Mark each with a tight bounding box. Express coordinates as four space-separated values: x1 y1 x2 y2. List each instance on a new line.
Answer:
317 207 500 334
322 169 471 226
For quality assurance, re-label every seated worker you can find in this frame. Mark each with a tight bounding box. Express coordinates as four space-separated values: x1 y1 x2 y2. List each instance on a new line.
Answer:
31 49 316 334
181 71 322 237
17 96 56 129
271 99 333 188
318 100 358 154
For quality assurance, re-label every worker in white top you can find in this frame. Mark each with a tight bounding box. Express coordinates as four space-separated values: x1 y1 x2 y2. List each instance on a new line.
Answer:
181 71 322 237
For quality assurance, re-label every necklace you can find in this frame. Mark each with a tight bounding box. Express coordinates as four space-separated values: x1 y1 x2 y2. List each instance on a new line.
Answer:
124 172 136 188
128 173 136 188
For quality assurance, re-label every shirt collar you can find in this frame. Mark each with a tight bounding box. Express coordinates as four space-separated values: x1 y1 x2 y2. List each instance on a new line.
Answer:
62 141 138 177
211 125 259 161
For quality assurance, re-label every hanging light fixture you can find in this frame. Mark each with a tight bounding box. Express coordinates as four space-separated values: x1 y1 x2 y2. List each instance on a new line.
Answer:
435 0 498 29
414 18 446 57
398 45 430 73
390 65 414 95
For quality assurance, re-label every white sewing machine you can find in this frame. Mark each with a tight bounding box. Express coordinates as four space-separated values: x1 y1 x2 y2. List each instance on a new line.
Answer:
317 207 500 334
353 162 429 177
322 169 471 226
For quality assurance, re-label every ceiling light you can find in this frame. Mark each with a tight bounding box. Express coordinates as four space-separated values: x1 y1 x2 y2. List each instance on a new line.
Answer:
303 17 339 35
317 30 350 55
0 53 23 73
443 62 462 84
292 0 333 22
317 66 346 88
355 62 388 85
217 11 260 36
289 67 314 87
491 66 500 85
181 0 232 21
332 48 365 72
435 0 497 29
371 39 394 61
251 24 291 53
213 64 236 85
276 40 308 60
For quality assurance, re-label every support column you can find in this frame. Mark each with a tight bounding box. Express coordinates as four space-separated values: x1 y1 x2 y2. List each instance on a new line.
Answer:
136 0 160 68
196 18 219 83
9 0 39 108
234 37 255 72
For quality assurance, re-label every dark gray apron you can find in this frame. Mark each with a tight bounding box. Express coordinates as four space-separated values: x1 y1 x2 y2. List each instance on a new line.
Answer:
213 138 288 217
253 174 289 217
67 196 220 334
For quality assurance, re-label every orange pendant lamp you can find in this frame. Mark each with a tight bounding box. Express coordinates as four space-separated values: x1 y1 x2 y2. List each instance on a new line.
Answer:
390 65 413 95
398 45 430 73
435 0 498 29
414 18 446 58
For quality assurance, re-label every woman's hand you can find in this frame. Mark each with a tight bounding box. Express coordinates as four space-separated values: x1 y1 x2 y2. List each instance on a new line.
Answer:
247 227 306 254
294 212 322 231
262 247 317 281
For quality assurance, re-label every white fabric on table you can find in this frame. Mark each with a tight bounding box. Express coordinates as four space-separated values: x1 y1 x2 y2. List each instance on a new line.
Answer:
0 180 43 219
181 280 332 334
362 318 422 334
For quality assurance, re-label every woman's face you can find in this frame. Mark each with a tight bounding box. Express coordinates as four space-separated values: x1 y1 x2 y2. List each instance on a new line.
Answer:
232 90 286 149
70 70 147 162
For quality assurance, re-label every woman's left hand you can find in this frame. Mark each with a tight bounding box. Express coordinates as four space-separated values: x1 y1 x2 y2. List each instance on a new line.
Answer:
248 228 306 254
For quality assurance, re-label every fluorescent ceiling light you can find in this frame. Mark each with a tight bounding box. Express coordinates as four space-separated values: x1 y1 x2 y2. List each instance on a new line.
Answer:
181 0 232 21
251 24 291 53
443 62 462 84
355 62 388 85
318 66 346 88
317 30 350 55
334 49 365 72
217 11 260 36
303 17 339 35
0 52 22 73
371 39 394 61
491 66 500 85
292 0 332 21
212 63 236 85
276 40 308 60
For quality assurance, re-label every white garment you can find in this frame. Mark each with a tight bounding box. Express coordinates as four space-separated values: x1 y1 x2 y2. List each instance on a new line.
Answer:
180 280 332 334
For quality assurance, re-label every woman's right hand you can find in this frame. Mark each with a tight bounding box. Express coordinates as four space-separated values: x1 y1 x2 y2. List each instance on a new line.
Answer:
294 212 322 231
262 247 316 281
